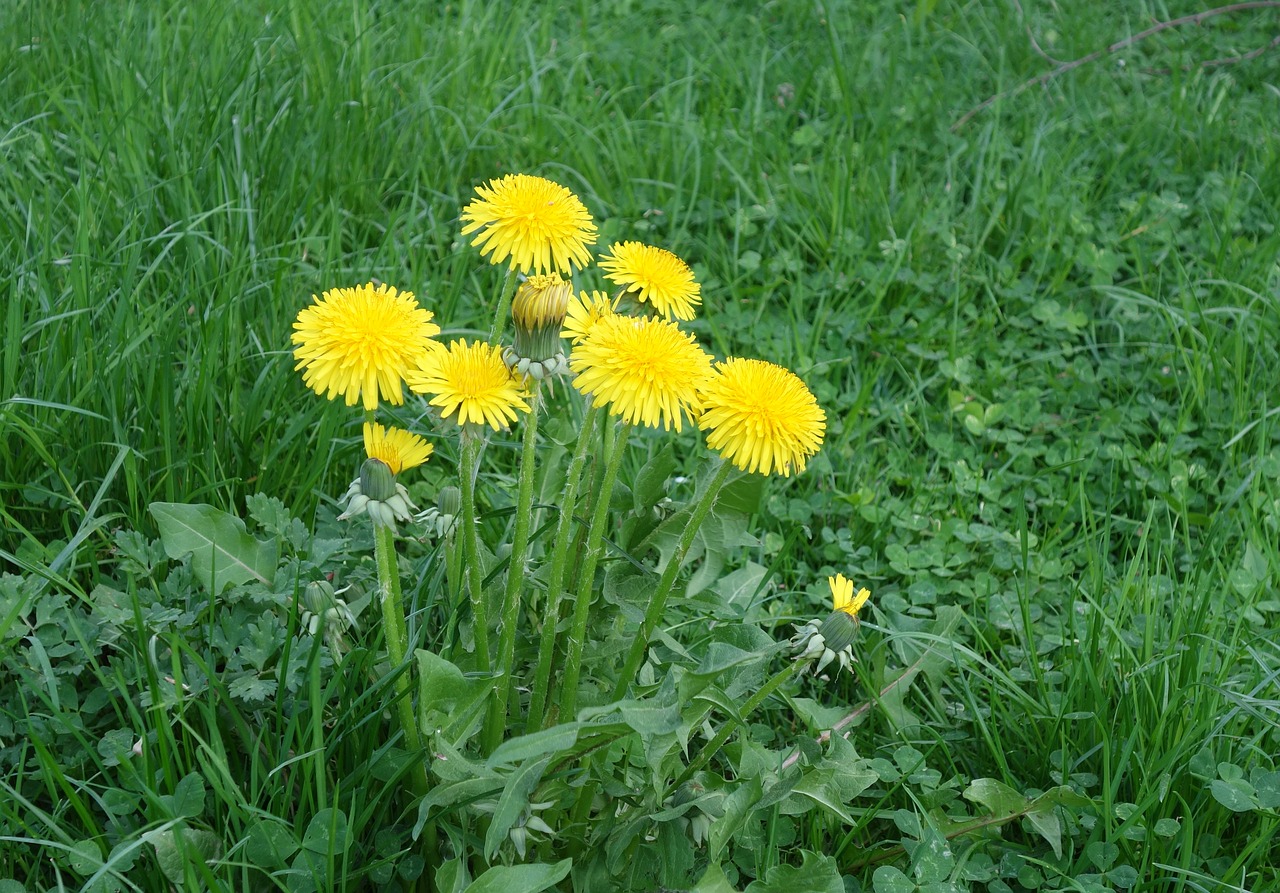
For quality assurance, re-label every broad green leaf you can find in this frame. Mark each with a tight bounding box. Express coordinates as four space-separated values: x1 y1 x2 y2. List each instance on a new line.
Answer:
788 767 855 823
911 824 954 884
301 807 349 855
245 820 299 866
709 775 763 861
145 825 221 885
1025 803 1063 858
461 858 572 893
1085 841 1119 871
1252 770 1280 808
1107 865 1139 889
68 839 103 874
694 862 742 893
149 502 277 593
633 450 677 510
873 864 917 892
413 777 506 840
963 778 1028 816
436 858 468 893
1210 777 1257 812
484 755 553 861
618 697 683 739
417 649 489 739
745 851 843 893
159 772 206 819
713 561 769 609
486 723 580 768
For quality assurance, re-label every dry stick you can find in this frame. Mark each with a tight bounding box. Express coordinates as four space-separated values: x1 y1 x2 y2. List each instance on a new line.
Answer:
952 1 1280 131
778 646 939 772
1009 0 1069 65
1144 31 1280 74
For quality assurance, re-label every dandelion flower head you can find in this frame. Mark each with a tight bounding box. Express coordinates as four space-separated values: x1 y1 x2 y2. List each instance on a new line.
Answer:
560 290 618 345
460 173 597 275
829 574 870 619
698 358 825 477
291 283 440 411
569 315 712 432
407 339 530 430
599 241 701 321
363 422 433 475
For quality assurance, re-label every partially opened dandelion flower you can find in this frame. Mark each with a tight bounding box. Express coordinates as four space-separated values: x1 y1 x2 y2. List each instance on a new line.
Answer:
560 290 618 345
505 273 573 380
291 282 439 411
460 173 597 275
698 358 826 477
569 315 712 431
363 421 433 475
599 241 701 321
339 423 430 529
407 339 530 430
790 574 871 677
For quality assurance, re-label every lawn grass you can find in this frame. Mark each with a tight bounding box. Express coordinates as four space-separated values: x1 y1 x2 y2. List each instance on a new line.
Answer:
2 0 1279 890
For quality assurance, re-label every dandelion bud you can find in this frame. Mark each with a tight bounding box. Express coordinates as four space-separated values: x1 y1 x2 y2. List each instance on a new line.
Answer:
359 457 397 503
437 486 462 517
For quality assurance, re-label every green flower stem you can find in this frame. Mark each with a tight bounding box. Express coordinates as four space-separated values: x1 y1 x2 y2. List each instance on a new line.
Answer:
487 268 520 344
459 429 491 673
373 522 429 797
611 460 734 701
485 381 542 752
668 659 798 795
557 418 632 721
527 402 600 731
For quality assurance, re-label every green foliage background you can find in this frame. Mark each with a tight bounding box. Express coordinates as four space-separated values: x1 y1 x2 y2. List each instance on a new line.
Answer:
2 0 1280 890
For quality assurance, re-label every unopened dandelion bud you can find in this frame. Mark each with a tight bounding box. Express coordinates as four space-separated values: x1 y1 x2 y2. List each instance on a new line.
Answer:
304 580 338 616
817 609 859 654
437 486 462 517
359 457 397 502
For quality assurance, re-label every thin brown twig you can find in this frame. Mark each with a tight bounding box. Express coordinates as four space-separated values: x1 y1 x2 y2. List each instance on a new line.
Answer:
1144 30 1280 74
953 1 1280 131
1009 0 1070 65
779 646 938 772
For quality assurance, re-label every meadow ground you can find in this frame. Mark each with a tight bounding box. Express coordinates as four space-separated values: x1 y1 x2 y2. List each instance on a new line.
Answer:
2 1 1279 891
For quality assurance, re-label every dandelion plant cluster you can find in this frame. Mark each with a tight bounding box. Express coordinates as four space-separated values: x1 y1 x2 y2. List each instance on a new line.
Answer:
287 171 868 868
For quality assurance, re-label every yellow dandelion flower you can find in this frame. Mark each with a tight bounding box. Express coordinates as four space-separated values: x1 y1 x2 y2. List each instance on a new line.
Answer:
460 173 597 275
407 339 530 430
698 358 826 477
363 422 433 475
560 290 618 345
599 241 701 321
829 574 870 619
291 282 440 411
569 315 712 431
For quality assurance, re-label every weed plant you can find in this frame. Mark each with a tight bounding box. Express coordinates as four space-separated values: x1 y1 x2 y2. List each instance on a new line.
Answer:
2 1 1279 892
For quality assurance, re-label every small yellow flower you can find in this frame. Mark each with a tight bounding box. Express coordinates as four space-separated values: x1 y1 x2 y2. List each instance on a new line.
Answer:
407 339 530 430
569 315 712 432
829 574 870 619
599 241 701 321
560 290 618 345
291 283 440 411
698 358 826 477
460 173 597 274
363 422 433 475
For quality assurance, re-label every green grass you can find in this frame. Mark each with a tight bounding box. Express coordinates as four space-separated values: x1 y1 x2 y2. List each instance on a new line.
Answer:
3 0 1280 890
